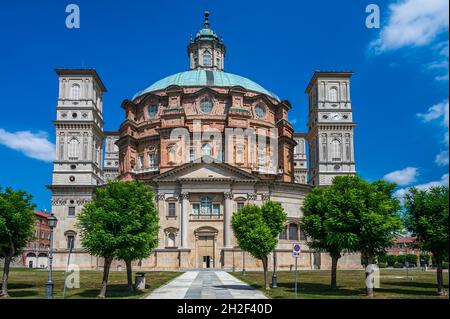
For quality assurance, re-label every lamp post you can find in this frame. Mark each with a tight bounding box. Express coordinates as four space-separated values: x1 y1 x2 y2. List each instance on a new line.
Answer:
46 213 58 299
271 249 278 288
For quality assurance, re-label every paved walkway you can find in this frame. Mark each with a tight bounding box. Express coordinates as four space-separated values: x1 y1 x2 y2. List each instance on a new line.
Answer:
146 270 267 299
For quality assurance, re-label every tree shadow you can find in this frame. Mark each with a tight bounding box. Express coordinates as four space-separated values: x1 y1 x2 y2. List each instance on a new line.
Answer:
69 284 146 299
383 281 448 290
7 283 35 289
213 284 256 291
276 282 364 297
9 290 40 298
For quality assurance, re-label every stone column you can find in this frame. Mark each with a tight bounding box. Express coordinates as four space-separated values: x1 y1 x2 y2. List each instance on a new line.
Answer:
224 192 233 248
180 193 189 248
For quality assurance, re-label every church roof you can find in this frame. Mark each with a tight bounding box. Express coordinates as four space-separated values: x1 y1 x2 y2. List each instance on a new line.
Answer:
133 70 280 101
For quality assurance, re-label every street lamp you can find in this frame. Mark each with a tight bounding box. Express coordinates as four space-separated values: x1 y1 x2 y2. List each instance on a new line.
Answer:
46 213 58 299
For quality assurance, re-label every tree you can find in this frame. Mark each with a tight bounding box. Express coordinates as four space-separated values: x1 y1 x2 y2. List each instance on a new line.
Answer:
301 183 359 289
77 180 159 297
113 182 159 290
349 178 403 297
386 255 397 267
231 201 286 290
302 176 402 296
0 186 36 297
404 186 449 295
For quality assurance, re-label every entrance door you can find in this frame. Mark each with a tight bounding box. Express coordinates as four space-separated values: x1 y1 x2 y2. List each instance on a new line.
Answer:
29 260 33 268
197 235 214 268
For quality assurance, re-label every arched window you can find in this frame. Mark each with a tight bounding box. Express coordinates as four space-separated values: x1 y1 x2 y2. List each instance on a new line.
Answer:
167 233 176 247
200 196 212 215
331 139 341 161
68 137 80 159
279 228 287 240
288 223 299 241
201 143 212 157
200 97 213 113
203 50 212 66
329 87 338 102
71 84 80 99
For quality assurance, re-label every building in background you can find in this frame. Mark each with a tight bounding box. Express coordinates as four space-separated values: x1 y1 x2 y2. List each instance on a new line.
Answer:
47 11 358 271
21 211 51 268
386 237 421 257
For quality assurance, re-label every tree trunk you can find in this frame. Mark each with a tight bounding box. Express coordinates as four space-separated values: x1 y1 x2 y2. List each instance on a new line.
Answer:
330 253 341 290
261 256 269 290
436 259 443 295
1 255 12 297
125 260 134 291
365 253 375 298
97 256 113 298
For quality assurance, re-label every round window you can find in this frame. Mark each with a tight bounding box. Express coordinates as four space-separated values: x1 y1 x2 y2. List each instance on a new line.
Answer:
255 104 266 118
148 105 158 117
200 98 213 113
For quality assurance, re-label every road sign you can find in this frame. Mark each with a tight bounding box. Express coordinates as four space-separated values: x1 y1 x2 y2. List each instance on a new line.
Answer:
292 243 301 257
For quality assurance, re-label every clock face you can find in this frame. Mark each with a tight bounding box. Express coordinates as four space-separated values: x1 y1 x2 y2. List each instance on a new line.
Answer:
330 113 341 121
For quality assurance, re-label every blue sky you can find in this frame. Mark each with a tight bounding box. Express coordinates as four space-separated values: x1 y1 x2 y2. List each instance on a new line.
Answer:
0 0 448 211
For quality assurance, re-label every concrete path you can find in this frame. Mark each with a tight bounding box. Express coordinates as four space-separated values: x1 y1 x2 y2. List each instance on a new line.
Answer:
146 270 267 299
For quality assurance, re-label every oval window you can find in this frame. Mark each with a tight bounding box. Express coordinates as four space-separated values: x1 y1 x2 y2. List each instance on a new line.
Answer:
148 105 158 117
200 98 213 113
255 104 266 118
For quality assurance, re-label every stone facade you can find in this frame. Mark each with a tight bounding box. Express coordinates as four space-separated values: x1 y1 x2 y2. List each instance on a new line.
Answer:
48 11 360 271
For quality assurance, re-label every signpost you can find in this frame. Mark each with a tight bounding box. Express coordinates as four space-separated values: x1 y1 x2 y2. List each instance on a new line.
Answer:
292 243 301 298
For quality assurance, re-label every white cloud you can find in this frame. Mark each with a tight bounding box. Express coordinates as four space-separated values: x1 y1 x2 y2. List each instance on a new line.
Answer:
0 129 55 162
417 99 449 127
417 100 449 166
435 150 449 166
370 0 449 52
394 173 449 199
383 167 419 185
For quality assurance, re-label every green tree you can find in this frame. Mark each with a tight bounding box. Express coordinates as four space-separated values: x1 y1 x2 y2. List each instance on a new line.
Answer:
302 176 402 296
404 186 449 295
113 182 159 290
77 180 159 297
350 178 402 297
0 186 36 297
301 186 358 289
231 201 286 290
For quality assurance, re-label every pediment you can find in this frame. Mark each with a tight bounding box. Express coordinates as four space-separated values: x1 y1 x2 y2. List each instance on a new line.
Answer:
152 160 259 182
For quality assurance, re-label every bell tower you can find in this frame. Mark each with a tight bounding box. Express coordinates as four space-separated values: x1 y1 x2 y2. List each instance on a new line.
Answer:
188 10 226 71
306 71 356 186
48 69 106 263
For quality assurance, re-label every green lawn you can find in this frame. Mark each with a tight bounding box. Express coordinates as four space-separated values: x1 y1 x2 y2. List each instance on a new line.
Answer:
232 269 449 299
0 268 182 299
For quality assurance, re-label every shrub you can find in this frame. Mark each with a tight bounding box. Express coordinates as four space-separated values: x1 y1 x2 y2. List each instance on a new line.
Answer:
419 252 430 266
406 254 418 267
397 255 407 264
386 255 397 267
393 262 404 268
377 253 387 264
443 262 449 269
378 262 387 268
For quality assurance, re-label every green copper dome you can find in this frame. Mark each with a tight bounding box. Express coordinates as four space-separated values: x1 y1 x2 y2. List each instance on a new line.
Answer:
133 70 280 101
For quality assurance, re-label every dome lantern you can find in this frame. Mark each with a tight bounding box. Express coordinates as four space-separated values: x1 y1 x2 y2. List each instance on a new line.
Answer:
188 10 226 71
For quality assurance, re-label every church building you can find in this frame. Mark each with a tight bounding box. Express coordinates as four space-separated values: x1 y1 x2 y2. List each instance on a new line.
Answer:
48 11 359 270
